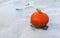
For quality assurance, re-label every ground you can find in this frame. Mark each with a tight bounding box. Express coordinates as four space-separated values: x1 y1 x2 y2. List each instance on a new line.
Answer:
0 0 60 38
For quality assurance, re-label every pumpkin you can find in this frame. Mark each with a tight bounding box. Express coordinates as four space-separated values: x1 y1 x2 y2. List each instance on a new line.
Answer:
30 8 49 28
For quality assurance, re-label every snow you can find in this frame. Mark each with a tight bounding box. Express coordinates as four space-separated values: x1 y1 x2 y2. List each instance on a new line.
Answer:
0 0 60 38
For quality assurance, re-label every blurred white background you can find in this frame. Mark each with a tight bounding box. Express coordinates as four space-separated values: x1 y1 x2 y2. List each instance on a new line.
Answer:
0 0 60 38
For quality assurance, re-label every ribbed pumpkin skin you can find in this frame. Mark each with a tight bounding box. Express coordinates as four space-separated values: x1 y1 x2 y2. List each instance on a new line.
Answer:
31 12 49 28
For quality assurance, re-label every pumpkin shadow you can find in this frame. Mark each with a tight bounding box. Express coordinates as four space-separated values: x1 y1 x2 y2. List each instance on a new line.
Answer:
30 25 48 30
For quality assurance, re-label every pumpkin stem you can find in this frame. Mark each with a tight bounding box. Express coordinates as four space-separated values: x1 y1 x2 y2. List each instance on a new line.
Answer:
36 8 42 13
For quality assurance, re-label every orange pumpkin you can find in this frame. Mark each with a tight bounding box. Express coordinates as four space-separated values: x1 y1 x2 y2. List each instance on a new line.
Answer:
30 8 49 28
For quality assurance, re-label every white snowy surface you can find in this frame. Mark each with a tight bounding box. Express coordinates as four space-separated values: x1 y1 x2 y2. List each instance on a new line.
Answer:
0 0 60 38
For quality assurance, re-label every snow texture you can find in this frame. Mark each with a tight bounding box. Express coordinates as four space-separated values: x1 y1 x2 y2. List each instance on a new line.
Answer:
0 0 60 38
